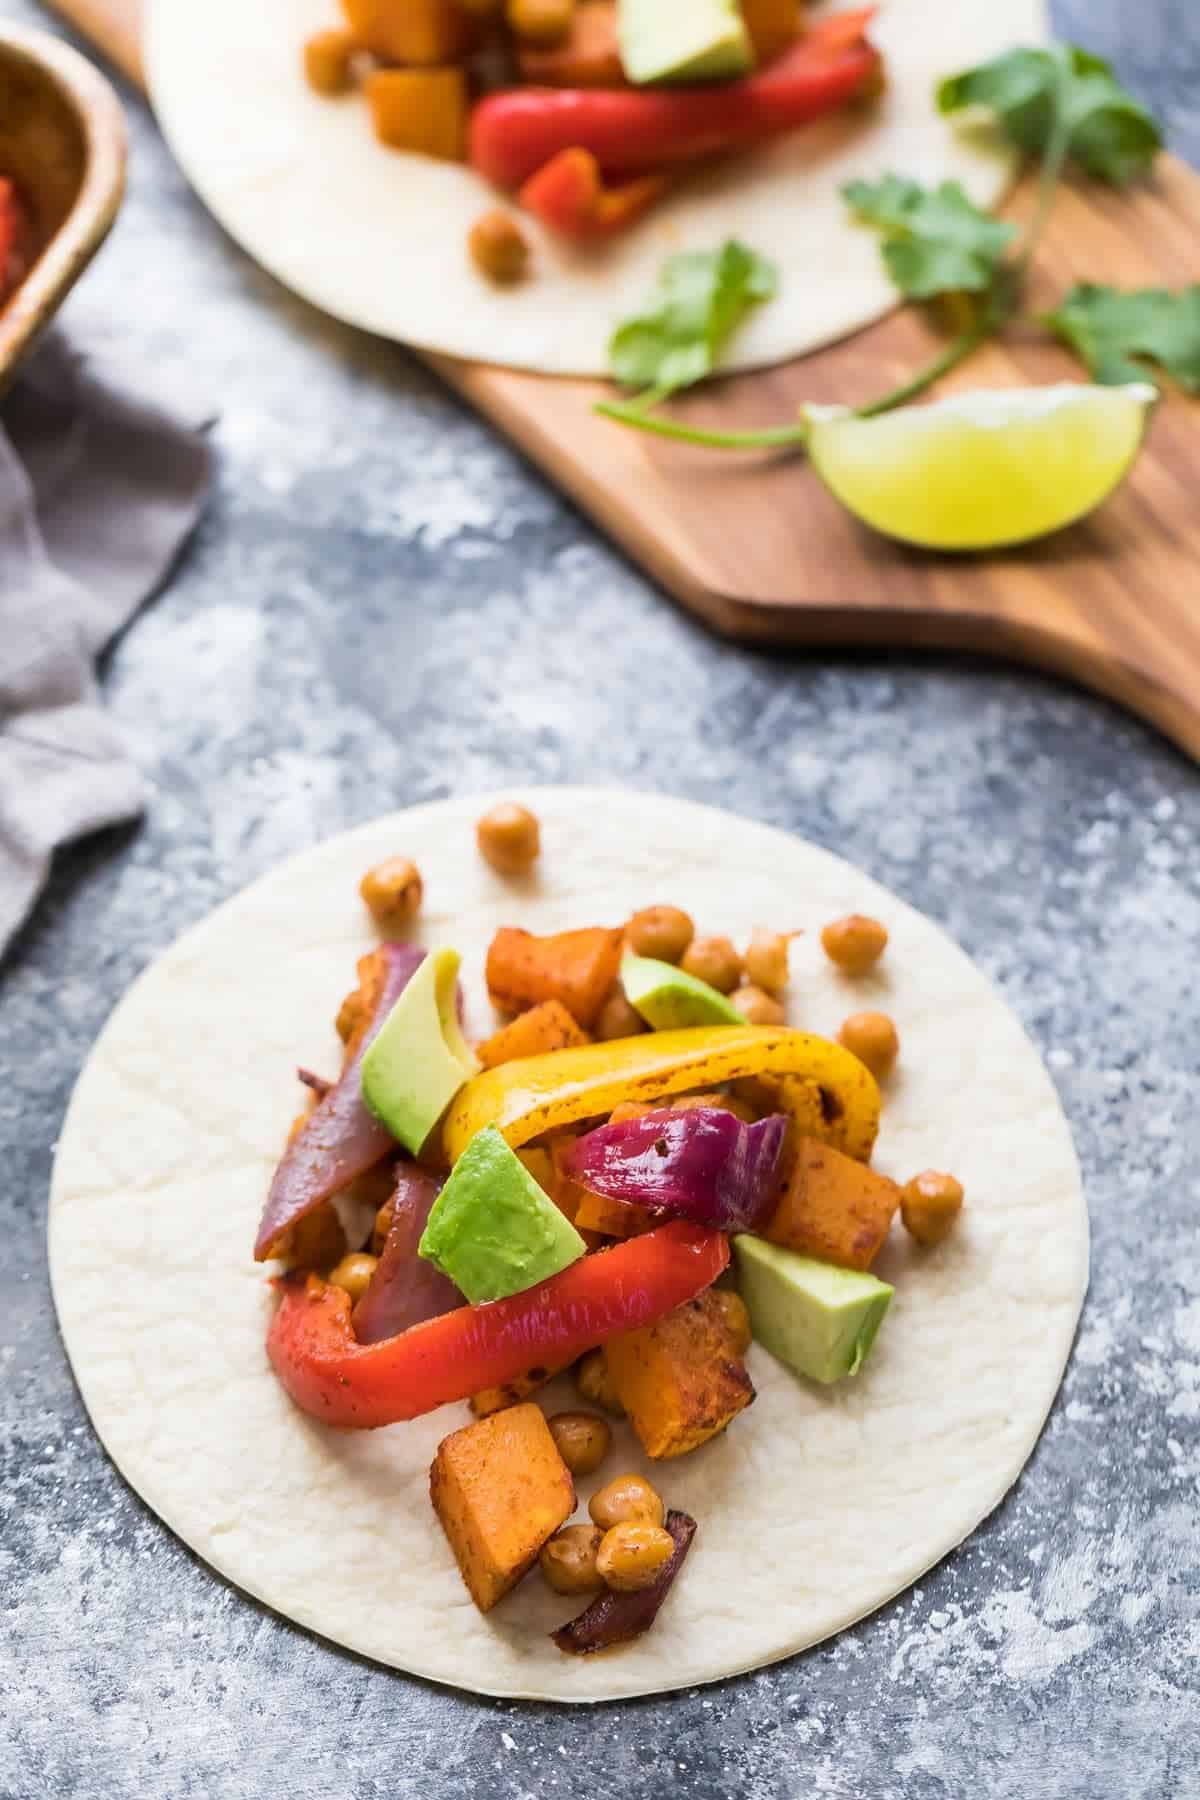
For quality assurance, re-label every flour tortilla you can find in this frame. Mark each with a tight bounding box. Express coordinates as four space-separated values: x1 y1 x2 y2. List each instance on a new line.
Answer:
49 789 1086 1702
144 0 1043 376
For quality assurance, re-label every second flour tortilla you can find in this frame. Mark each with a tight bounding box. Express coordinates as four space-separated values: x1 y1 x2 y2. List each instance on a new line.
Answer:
145 0 1043 375
50 790 1087 1702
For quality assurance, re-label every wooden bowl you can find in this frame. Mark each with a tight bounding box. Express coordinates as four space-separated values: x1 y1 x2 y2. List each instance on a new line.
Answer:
0 23 126 392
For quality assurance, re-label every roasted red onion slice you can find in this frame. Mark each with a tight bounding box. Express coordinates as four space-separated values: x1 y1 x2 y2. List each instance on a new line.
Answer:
552 1510 697 1655
254 944 425 1261
353 1164 461 1343
568 1106 786 1233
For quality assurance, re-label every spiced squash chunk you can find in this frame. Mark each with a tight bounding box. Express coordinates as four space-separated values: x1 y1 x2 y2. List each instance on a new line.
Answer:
430 1403 575 1612
605 1288 754 1460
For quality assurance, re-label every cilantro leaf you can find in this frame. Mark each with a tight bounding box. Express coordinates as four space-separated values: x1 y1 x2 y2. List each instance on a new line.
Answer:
608 240 778 392
843 175 1016 299
1044 283 1200 390
938 45 1163 186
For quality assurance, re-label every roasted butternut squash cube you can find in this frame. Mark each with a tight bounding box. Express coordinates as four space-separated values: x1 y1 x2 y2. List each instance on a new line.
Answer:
477 999 591 1070
543 1132 586 1223
764 1136 899 1271
571 1188 655 1238
365 68 467 160
341 0 474 64
338 946 389 1052
515 1144 557 1193
606 1100 655 1124
740 0 802 63
605 1290 754 1459
670 1090 756 1121
430 1403 575 1611
469 1358 570 1416
517 0 626 85
485 925 624 1028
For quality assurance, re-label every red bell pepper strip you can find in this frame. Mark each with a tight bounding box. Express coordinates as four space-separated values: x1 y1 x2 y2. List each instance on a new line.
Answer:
519 150 668 240
268 1219 728 1428
470 9 880 192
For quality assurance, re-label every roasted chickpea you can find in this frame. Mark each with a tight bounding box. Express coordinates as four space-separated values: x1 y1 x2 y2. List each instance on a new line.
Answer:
540 1524 604 1596
303 28 357 95
821 913 889 975
574 1348 625 1416
901 1171 964 1245
326 1251 378 1305
506 0 574 44
594 984 647 1041
548 1410 612 1477
838 1010 899 1078
626 905 695 964
588 1473 664 1532
730 984 787 1026
476 802 541 874
467 210 530 286
596 1522 676 1591
680 935 742 993
359 856 423 933
713 1288 753 1356
743 926 794 995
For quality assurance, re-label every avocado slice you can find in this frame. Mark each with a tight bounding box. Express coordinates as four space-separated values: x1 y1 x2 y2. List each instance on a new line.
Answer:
621 952 744 1030
419 1125 586 1304
618 0 754 86
733 1233 893 1384
360 947 479 1155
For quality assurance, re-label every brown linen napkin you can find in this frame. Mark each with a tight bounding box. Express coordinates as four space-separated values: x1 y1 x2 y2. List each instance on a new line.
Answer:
0 331 210 955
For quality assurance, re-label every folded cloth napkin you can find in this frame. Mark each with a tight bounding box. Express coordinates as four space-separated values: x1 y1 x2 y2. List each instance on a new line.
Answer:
0 331 211 957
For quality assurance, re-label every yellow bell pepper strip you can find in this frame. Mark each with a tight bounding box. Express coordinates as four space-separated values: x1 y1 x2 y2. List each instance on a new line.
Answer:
442 1025 880 1166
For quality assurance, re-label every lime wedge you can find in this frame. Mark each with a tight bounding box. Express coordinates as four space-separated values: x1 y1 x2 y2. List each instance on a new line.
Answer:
805 383 1157 551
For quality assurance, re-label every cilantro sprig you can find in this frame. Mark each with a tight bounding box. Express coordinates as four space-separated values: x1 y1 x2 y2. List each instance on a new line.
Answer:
841 176 1016 299
937 47 1162 186
1044 284 1200 390
597 42 1179 452
609 241 778 398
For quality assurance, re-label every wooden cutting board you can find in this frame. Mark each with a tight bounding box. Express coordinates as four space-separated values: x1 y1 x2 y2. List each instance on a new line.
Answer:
48 0 1200 759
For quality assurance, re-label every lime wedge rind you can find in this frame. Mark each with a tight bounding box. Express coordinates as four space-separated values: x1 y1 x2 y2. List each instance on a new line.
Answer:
804 382 1157 552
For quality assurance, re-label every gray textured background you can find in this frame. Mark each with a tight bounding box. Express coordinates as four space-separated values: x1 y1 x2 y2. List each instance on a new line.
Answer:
3 2 1199 1795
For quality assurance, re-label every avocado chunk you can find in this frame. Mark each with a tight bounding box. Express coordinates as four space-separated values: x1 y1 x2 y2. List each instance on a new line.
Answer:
617 0 754 86
419 1126 586 1304
621 952 744 1030
733 1233 893 1384
360 947 479 1155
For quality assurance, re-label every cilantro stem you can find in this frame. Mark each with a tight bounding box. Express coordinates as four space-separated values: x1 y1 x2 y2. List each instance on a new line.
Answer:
591 403 810 449
595 311 993 450
854 313 993 415
1018 53 1074 268
626 383 674 412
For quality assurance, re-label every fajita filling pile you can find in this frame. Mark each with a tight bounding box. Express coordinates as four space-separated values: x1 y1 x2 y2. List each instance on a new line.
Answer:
258 799 965 1655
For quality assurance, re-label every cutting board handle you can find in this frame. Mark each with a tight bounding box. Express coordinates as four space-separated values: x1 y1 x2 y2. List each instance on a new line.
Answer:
43 0 1200 765
48 0 143 86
